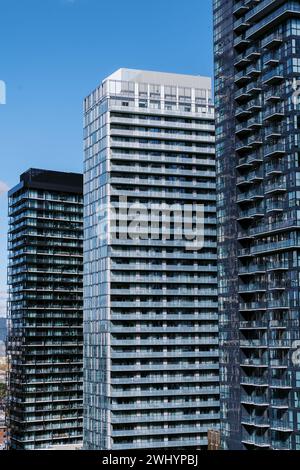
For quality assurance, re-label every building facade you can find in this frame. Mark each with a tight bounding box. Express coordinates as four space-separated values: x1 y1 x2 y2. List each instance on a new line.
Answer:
214 0 300 450
7 169 83 449
83 68 219 449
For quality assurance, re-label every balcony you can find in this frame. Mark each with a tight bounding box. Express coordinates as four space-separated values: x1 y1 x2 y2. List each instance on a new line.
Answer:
236 121 252 137
239 283 266 294
265 199 284 213
240 302 267 312
236 170 263 186
233 1 250 17
249 114 262 127
264 142 285 158
235 70 251 86
265 87 284 102
240 339 267 348
262 67 284 85
236 154 262 170
242 436 271 448
248 133 263 147
264 179 286 195
238 264 266 276
270 378 292 389
262 33 283 49
240 376 268 387
247 64 261 78
263 105 284 121
236 139 252 153
237 206 264 222
241 416 270 428
241 393 269 405
263 52 280 67
247 98 262 112
265 162 284 176
268 339 290 349
265 125 283 139
234 34 250 50
237 188 264 203
236 189 264 203
271 421 293 433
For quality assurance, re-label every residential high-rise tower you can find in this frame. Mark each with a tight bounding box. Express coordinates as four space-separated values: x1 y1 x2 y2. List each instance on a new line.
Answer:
214 0 300 450
83 68 219 450
7 169 83 449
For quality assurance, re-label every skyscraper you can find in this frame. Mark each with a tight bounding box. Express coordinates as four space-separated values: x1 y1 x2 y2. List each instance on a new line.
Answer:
214 0 300 450
7 169 83 449
83 68 219 450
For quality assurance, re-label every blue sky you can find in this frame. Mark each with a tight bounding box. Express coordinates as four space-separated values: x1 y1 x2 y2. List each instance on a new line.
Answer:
0 0 214 316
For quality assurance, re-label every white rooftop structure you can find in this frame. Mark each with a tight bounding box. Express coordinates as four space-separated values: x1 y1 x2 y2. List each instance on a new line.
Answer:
106 68 212 91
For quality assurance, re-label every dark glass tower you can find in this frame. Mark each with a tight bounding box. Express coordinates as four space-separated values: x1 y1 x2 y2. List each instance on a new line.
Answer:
214 0 300 450
7 169 83 449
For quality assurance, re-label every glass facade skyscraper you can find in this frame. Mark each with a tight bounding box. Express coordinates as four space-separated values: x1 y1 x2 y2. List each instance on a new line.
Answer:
83 68 219 450
214 0 300 450
7 169 83 449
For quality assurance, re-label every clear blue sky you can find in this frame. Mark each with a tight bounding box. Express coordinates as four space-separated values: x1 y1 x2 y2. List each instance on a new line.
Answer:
0 0 214 316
